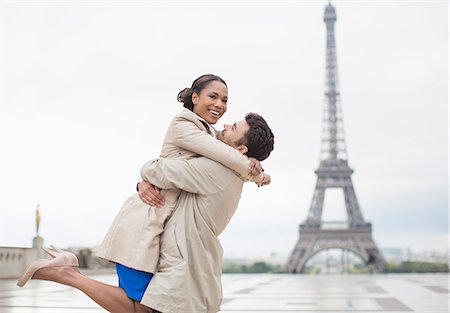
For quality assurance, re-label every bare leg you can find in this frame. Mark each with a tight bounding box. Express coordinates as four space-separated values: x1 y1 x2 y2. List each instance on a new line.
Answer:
32 266 150 313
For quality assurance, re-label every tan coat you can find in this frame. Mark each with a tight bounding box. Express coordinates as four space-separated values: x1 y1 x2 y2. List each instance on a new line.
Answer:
96 109 261 273
139 156 245 313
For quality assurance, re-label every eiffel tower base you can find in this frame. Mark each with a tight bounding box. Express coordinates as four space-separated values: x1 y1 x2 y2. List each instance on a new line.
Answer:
287 225 386 273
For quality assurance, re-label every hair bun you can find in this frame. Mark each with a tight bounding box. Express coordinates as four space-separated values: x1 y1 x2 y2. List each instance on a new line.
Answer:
177 88 191 103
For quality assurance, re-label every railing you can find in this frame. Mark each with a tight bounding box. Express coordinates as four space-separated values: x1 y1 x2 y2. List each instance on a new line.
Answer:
0 246 114 279
0 247 41 279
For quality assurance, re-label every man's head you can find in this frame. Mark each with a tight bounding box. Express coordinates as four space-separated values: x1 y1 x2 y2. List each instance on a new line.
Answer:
217 113 274 161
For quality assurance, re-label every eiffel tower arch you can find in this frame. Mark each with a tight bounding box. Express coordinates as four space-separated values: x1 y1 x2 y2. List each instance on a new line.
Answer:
286 2 386 273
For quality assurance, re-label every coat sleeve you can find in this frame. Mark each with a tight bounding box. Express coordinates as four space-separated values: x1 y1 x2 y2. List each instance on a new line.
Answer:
170 115 263 182
140 158 223 195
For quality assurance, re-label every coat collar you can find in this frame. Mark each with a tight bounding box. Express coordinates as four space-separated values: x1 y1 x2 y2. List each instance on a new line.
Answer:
180 108 218 136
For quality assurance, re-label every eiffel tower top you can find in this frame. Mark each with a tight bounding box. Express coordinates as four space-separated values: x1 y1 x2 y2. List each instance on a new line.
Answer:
320 1 348 166
324 2 337 22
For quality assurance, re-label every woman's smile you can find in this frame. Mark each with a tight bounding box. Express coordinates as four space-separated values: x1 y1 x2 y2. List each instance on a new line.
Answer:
192 80 228 124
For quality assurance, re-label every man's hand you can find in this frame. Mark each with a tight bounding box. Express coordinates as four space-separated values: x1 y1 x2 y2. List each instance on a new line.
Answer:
256 173 271 187
248 157 263 177
138 181 165 207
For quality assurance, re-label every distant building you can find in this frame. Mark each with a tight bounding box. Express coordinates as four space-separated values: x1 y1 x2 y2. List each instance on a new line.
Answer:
0 205 112 279
0 235 46 279
410 250 449 264
0 242 113 279
381 247 449 264
381 248 411 264
0 205 47 279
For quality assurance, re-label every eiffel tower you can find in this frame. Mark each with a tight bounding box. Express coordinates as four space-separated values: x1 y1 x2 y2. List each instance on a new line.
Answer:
286 2 386 273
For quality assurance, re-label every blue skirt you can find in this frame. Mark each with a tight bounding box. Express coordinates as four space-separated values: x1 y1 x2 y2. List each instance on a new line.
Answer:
116 263 153 302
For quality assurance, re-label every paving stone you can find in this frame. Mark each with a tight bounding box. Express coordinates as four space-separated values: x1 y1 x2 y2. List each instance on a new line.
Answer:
0 274 448 312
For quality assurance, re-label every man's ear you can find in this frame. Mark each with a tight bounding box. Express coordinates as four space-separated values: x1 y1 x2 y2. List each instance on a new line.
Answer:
236 145 248 155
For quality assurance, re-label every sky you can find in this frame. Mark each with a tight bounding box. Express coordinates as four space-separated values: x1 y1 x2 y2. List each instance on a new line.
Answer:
1 0 448 260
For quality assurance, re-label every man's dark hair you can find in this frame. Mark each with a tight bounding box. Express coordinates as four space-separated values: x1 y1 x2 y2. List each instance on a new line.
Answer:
237 113 274 161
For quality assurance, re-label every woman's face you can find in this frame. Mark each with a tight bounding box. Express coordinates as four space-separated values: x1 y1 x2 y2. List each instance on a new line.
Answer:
192 80 228 124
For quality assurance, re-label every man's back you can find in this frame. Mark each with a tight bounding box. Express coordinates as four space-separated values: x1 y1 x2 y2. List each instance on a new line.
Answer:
140 156 245 313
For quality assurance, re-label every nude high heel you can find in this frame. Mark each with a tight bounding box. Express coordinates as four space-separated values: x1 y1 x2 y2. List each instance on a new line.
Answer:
17 246 79 287
41 245 79 267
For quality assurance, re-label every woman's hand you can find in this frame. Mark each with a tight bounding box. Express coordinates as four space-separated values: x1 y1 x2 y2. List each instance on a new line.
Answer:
138 181 165 207
256 173 271 187
248 157 263 177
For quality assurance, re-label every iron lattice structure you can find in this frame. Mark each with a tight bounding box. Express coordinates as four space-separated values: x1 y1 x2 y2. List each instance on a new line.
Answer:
286 2 386 273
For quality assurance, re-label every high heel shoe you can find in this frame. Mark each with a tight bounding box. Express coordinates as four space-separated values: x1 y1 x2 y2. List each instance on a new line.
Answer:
41 245 79 267
17 246 79 287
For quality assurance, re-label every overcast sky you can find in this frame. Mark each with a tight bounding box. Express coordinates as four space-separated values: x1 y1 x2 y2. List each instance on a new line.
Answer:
1 0 448 259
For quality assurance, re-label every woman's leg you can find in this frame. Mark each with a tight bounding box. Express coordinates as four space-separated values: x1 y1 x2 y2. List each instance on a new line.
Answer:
32 266 150 313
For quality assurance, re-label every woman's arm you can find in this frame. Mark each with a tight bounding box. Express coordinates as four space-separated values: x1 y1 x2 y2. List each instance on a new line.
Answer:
170 115 264 182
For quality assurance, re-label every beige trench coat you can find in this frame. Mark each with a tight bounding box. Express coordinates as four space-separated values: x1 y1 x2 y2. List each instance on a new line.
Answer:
96 109 261 273
139 156 245 313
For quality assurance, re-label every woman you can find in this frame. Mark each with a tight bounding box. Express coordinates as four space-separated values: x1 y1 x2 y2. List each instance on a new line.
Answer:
17 74 269 313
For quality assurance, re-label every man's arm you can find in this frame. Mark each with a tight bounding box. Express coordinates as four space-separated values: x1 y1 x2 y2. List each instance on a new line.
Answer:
140 157 220 195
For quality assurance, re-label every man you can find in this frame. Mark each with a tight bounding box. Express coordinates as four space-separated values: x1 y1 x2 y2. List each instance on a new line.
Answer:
138 113 274 313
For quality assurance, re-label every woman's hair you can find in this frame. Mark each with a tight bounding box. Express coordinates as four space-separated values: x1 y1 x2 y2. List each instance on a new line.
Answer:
177 74 227 111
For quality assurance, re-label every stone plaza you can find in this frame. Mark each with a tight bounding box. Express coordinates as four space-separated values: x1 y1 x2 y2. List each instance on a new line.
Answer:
0 272 448 312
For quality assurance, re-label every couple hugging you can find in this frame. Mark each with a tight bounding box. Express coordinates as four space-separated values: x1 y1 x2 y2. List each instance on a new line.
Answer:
18 74 275 313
